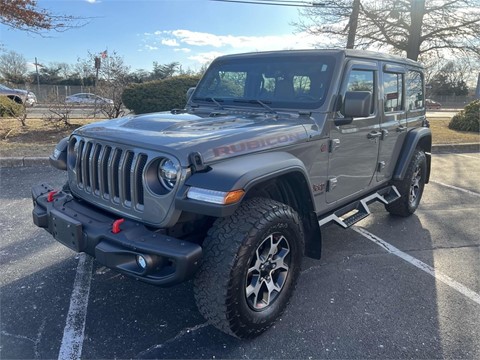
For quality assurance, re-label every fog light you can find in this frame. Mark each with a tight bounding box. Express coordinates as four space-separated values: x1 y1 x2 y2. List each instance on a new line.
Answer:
136 255 147 270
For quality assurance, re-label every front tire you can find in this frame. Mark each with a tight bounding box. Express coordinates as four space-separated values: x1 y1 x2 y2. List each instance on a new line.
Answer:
194 198 304 338
386 149 427 216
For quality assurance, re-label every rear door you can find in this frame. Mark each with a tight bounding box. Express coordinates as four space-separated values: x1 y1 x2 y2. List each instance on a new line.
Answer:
326 60 380 203
376 64 407 182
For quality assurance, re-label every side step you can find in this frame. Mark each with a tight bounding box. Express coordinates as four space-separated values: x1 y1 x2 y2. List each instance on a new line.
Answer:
318 186 400 229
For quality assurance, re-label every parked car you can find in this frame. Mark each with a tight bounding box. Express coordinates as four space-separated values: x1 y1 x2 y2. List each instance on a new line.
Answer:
65 93 113 105
425 99 441 109
33 49 431 339
0 84 37 106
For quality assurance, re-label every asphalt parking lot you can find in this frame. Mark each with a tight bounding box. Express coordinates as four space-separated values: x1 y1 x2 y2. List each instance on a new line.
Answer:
1 150 479 359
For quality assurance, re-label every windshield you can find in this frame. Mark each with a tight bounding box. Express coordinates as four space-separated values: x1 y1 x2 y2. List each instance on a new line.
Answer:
193 54 336 110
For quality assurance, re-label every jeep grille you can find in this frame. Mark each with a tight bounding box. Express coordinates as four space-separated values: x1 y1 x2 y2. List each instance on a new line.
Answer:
74 139 148 211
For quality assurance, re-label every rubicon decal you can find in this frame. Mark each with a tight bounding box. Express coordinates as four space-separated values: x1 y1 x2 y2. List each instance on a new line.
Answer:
213 132 305 157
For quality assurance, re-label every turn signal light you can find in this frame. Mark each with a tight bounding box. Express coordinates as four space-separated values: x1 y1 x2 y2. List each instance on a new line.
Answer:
187 187 245 205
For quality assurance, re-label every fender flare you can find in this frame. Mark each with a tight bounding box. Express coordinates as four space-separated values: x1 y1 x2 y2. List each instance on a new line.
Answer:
175 151 314 217
393 127 432 182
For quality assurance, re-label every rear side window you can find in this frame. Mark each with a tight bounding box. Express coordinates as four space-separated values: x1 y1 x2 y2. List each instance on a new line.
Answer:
406 70 424 110
383 72 404 112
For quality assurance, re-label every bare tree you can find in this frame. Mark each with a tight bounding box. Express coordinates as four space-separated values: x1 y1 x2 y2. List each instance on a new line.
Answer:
295 0 480 60
0 50 28 83
94 51 131 118
150 62 179 80
294 0 364 49
0 0 88 34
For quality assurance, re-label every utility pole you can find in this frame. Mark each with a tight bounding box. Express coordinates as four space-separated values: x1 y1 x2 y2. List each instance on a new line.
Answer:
94 57 101 118
34 57 41 99
476 73 480 99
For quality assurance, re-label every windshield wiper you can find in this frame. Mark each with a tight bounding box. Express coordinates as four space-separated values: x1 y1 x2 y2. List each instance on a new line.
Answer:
193 96 224 110
233 99 277 115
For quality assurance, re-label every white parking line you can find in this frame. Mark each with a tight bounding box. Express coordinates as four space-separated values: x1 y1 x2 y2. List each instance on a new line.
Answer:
430 180 480 197
58 254 93 360
353 226 480 306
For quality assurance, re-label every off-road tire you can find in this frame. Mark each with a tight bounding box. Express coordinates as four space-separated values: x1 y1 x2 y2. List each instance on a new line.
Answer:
194 198 304 338
386 149 427 217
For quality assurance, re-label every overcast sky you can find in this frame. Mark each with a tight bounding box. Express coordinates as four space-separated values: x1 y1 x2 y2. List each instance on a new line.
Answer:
2 0 324 72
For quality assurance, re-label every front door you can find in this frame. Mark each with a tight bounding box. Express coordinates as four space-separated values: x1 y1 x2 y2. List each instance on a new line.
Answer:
327 60 380 203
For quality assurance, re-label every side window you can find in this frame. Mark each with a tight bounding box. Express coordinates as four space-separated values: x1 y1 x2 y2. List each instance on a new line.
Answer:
345 69 375 114
406 70 424 110
383 72 404 112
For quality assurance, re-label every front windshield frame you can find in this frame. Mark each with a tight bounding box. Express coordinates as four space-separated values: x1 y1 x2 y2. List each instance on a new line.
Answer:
191 54 337 110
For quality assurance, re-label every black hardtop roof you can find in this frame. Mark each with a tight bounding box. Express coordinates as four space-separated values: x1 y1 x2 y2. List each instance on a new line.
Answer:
215 49 423 69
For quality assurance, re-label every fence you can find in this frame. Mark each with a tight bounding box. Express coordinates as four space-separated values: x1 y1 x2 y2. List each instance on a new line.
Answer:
7 84 96 103
424 95 477 109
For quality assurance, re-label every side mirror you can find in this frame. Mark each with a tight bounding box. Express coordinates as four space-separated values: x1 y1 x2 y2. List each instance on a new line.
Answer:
334 91 372 126
186 87 196 102
343 91 372 118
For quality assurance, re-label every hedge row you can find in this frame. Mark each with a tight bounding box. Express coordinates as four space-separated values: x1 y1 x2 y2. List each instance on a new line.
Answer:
449 99 480 133
122 75 201 114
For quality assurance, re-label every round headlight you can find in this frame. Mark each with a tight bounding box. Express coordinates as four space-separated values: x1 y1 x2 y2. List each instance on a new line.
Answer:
158 158 178 190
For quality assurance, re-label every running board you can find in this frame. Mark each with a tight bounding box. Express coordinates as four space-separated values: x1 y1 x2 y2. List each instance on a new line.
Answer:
318 186 400 229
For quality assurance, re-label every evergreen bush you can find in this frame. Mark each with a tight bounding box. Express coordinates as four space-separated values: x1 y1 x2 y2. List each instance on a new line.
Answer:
448 100 480 133
0 97 24 118
122 75 201 114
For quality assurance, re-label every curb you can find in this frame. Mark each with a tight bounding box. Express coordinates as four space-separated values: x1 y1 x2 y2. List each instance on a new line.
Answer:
0 157 50 168
1 143 478 168
431 143 479 153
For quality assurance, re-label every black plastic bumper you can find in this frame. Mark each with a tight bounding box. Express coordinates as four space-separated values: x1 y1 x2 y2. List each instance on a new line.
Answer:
32 183 202 286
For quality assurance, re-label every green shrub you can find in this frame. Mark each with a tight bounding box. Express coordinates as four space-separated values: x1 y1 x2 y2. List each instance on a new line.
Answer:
122 75 201 114
448 99 480 133
0 96 24 118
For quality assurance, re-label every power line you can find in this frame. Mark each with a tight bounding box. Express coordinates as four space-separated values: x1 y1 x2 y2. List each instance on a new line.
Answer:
210 0 326 8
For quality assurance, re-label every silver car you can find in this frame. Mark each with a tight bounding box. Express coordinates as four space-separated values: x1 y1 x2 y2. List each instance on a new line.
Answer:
65 93 113 105
0 84 37 106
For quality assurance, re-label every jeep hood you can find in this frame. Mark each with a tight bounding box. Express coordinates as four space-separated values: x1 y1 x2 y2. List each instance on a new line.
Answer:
73 112 311 166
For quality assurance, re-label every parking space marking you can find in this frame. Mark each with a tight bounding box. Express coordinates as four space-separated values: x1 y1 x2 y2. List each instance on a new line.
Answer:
58 254 93 360
353 226 480 306
430 180 480 197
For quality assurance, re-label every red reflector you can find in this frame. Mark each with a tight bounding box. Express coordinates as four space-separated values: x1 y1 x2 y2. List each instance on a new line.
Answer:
112 218 125 234
47 191 58 202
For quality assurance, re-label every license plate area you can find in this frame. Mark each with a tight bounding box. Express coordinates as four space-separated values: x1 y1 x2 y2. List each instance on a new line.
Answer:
50 209 85 252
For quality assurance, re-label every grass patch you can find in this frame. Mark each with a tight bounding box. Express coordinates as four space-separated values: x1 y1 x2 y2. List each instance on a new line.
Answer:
1 116 478 158
429 117 479 144
0 118 100 158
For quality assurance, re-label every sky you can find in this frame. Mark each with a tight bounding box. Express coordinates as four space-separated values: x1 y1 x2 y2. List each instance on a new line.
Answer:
0 0 326 73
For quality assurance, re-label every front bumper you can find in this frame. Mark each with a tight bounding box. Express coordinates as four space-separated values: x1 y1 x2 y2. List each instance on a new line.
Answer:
32 183 202 286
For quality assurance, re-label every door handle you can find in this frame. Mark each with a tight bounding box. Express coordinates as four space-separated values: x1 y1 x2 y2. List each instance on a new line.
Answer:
367 131 382 139
396 125 407 132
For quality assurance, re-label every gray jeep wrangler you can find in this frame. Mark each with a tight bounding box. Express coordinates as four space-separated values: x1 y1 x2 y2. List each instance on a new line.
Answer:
32 49 431 338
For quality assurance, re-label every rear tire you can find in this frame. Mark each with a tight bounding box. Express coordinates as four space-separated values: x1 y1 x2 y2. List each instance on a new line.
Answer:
194 198 304 338
386 149 427 217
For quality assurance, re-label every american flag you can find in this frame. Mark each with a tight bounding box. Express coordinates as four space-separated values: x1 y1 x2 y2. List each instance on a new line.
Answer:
101 50 108 59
